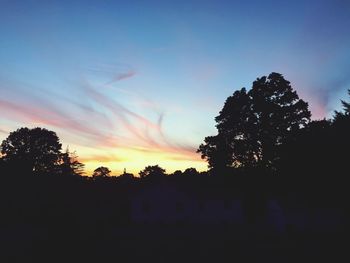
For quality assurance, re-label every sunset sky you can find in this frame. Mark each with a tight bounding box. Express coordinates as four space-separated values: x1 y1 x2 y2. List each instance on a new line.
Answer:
1 0 350 175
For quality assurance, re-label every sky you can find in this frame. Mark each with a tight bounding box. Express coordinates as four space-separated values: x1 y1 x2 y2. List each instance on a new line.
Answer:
1 0 350 175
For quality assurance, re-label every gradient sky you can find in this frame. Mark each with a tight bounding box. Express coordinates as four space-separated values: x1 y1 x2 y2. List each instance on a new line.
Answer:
1 0 350 175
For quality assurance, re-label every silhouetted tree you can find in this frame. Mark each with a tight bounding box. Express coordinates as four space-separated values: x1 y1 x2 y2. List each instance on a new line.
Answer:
333 89 350 131
139 165 166 179
0 127 62 173
198 88 254 171
171 170 183 177
198 73 311 171
334 89 350 118
183 167 199 176
92 166 111 178
59 147 85 176
331 89 350 177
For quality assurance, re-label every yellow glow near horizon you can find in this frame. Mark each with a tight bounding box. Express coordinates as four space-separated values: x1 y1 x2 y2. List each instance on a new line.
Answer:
71 144 208 176
0 127 208 177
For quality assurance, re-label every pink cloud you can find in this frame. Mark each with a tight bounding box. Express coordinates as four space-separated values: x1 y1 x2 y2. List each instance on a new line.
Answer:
80 82 200 158
0 99 114 146
0 74 202 165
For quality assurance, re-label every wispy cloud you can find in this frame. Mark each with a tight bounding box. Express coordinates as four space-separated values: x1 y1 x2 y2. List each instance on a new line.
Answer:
0 99 107 140
79 153 124 163
0 64 203 172
85 63 136 85
79 79 198 157
106 70 136 84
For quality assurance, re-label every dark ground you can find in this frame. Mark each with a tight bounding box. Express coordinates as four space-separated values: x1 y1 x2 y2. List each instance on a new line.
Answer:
1 222 348 263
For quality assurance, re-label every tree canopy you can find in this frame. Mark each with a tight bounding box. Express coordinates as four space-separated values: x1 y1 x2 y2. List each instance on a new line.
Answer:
198 72 311 171
92 166 111 178
139 165 166 179
0 127 62 173
334 89 350 124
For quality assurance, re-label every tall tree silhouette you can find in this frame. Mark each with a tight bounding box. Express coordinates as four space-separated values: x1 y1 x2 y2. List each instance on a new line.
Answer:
59 147 85 176
332 89 350 175
198 73 311 171
0 127 62 173
334 89 350 127
334 89 350 117
198 88 254 170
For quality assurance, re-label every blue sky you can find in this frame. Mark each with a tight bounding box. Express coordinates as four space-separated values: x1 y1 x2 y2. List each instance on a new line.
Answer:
1 0 350 174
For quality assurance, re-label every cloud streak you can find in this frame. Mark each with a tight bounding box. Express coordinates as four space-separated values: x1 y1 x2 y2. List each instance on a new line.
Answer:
85 63 136 85
106 70 136 84
81 81 197 156
0 64 204 172
0 99 107 140
79 153 124 163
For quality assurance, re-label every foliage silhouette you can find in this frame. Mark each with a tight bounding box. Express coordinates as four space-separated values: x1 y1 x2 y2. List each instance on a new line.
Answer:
198 72 311 171
183 167 200 176
139 165 166 179
59 147 85 176
92 166 111 178
333 89 350 140
119 168 134 179
0 127 62 173
334 89 350 118
171 169 183 177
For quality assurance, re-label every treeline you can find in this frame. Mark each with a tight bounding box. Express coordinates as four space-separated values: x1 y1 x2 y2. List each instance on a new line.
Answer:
1 72 349 182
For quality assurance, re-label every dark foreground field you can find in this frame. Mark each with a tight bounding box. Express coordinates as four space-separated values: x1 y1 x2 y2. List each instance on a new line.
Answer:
1 222 348 263
0 170 348 263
